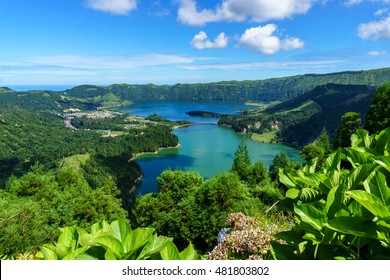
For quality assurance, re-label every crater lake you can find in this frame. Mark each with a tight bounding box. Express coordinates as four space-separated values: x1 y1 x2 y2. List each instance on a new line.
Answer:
119 101 301 194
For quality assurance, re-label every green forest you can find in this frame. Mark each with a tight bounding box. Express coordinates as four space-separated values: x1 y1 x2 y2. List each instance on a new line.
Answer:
64 68 390 102
0 70 389 260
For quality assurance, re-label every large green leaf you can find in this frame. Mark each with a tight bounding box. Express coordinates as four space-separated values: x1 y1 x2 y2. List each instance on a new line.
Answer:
92 235 124 257
296 171 322 189
325 183 346 219
274 230 304 248
270 241 299 260
179 243 198 260
104 249 117 260
348 200 375 219
110 219 131 243
53 244 71 259
58 226 77 250
74 253 98 260
347 164 377 190
347 190 390 220
286 188 300 199
344 148 373 166
326 217 382 240
303 158 317 173
39 246 58 260
90 220 110 237
374 128 390 155
160 241 181 260
299 188 321 202
77 228 94 247
137 235 172 260
363 171 390 206
294 204 327 232
62 247 89 260
323 150 341 173
279 170 296 188
374 156 390 172
123 227 155 253
351 129 372 149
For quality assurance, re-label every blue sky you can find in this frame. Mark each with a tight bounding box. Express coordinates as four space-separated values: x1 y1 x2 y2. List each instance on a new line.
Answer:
1 0 390 87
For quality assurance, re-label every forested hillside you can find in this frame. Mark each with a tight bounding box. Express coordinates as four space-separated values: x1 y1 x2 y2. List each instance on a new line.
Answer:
64 68 390 102
219 84 376 147
0 105 179 203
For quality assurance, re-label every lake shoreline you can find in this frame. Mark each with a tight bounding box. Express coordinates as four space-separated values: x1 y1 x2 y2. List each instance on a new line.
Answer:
130 143 182 161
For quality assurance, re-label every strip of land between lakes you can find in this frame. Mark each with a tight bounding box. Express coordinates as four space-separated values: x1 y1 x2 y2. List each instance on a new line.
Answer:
129 143 182 161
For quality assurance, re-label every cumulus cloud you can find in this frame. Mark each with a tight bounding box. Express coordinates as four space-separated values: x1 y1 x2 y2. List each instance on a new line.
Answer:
87 0 137 15
191 31 228 49
358 16 390 40
239 24 304 55
177 0 314 26
368 50 387 55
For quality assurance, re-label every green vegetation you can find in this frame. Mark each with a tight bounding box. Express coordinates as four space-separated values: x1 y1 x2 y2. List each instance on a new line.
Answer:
0 165 127 256
272 127 390 259
0 105 178 188
364 82 390 134
332 112 362 149
0 87 13 93
36 219 199 260
185 111 227 118
0 68 389 260
65 68 390 102
220 84 375 147
251 131 277 143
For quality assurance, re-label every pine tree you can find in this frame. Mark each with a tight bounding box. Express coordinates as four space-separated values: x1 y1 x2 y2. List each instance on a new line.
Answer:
231 142 251 180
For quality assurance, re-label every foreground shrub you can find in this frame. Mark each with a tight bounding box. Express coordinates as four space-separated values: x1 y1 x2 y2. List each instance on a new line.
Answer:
36 219 199 260
272 128 390 259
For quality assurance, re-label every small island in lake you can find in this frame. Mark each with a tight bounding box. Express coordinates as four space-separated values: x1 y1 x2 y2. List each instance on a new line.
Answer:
185 110 228 118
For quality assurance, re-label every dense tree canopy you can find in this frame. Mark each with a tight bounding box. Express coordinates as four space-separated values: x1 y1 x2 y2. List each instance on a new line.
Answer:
0 165 126 257
332 112 361 149
365 82 390 134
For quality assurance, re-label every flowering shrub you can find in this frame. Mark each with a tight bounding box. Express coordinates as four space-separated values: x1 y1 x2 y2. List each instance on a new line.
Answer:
208 212 283 260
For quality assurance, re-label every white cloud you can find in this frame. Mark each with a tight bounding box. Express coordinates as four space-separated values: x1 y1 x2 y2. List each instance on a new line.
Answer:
344 0 362 7
19 54 194 69
87 0 137 15
0 54 196 85
368 50 387 55
239 24 304 55
191 31 228 49
179 59 346 71
345 0 390 6
282 36 305 50
358 16 390 40
375 8 388 17
177 0 315 26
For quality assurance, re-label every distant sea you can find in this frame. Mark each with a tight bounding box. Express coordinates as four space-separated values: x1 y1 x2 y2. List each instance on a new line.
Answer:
7 85 78 91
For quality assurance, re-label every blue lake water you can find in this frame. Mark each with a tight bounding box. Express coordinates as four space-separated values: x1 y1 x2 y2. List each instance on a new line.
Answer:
119 101 301 194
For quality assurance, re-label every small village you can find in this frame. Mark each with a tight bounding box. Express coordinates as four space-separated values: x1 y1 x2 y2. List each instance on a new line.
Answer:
62 109 162 135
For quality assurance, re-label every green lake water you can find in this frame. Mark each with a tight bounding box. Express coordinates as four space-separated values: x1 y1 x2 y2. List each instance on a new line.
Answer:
120 101 301 194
